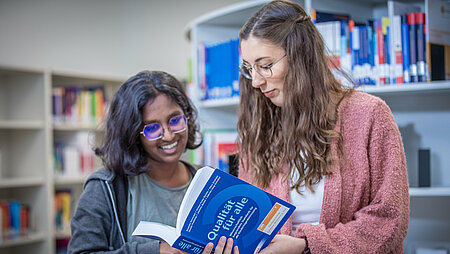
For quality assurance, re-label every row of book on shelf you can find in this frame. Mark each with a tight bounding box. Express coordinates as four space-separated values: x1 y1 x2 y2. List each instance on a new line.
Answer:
0 200 31 242
53 131 97 178
190 130 239 177
313 3 432 86
196 0 449 101
52 85 107 126
54 142 96 178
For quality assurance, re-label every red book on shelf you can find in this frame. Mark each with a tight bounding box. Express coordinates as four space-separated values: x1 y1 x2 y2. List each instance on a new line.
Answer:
375 19 386 85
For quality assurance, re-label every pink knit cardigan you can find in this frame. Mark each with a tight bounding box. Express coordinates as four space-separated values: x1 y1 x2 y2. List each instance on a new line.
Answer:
239 92 409 253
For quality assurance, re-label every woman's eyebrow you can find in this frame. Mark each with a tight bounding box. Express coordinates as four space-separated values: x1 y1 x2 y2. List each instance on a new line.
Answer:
142 111 184 125
243 56 271 64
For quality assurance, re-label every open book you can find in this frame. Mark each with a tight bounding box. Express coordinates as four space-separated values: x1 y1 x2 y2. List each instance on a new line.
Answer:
132 166 295 254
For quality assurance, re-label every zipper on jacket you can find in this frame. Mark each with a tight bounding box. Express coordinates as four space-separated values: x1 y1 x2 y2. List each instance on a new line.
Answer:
104 180 126 245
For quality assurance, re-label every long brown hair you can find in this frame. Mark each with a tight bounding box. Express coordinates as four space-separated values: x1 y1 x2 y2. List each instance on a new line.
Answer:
238 0 353 192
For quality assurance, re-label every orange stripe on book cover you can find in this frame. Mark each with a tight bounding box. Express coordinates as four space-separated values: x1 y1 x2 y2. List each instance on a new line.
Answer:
258 203 281 231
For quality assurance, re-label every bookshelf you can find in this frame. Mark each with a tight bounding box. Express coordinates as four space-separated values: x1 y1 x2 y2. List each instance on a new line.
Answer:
186 0 450 253
50 70 123 252
0 65 124 254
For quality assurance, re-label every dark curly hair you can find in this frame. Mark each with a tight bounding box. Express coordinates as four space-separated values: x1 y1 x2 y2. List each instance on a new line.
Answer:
94 70 202 176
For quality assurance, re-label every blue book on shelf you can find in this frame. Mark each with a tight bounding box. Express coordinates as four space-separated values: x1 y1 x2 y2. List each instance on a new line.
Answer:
385 25 392 84
366 20 376 85
401 14 411 83
205 39 240 100
132 166 295 254
9 201 21 237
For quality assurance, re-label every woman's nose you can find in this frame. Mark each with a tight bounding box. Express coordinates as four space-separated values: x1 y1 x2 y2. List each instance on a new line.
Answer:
160 126 175 141
251 72 265 88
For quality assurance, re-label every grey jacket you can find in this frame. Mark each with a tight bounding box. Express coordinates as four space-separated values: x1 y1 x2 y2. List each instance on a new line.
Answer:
68 161 198 253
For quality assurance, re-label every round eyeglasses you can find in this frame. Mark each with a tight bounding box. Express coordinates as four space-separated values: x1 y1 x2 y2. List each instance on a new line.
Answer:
140 114 188 141
238 54 287 80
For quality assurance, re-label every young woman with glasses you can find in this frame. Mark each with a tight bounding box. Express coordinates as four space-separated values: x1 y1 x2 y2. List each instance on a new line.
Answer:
237 1 409 253
69 71 235 254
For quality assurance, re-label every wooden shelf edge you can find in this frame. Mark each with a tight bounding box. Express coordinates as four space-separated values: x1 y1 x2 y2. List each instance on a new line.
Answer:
0 120 45 130
357 80 450 95
54 231 71 240
0 232 46 248
409 187 450 197
52 123 101 131
197 81 450 110
200 96 240 108
51 69 127 83
0 177 46 189
54 176 88 186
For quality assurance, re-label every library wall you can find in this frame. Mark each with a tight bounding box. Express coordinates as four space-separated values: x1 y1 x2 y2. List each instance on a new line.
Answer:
0 0 243 79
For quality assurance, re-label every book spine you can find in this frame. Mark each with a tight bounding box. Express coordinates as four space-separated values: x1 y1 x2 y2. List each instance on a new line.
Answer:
366 20 376 86
9 201 21 238
198 42 207 100
415 12 427 82
19 205 30 235
407 12 418 82
352 26 361 85
401 14 411 83
375 19 386 85
0 201 9 239
311 9 317 24
392 15 404 84
382 17 391 84
373 21 380 86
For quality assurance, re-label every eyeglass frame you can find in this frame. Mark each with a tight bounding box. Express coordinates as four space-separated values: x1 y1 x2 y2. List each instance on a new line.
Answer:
140 114 189 141
239 54 287 80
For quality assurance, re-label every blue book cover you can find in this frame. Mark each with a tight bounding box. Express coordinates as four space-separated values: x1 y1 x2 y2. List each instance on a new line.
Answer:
132 166 295 254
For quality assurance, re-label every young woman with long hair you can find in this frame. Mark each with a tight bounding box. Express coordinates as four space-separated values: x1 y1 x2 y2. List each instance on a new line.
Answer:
237 1 409 253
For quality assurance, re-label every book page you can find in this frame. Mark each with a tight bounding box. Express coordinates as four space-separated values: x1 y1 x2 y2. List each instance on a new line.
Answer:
176 166 215 234
132 221 177 245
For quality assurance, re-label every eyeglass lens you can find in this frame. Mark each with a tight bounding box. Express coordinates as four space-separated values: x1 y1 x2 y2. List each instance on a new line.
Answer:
142 115 187 141
239 54 286 80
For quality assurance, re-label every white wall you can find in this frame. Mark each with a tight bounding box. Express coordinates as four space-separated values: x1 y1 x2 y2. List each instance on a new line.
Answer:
0 0 243 79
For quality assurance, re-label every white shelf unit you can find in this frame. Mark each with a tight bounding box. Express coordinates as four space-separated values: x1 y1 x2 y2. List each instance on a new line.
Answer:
50 71 123 246
0 66 124 254
186 0 450 253
0 66 51 254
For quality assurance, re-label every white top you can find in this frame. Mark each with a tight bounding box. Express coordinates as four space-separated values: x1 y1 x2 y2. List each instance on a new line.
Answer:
289 169 325 236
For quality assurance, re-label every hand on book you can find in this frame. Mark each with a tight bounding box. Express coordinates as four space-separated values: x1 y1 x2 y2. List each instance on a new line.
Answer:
160 242 186 254
202 236 239 254
159 236 239 254
258 235 306 254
